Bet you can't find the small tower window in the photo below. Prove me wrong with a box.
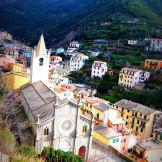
[82,125,88,133]
[44,127,49,135]
[39,58,44,66]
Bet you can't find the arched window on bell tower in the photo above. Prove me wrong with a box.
[39,58,44,66]
[82,125,88,133]
[44,127,49,135]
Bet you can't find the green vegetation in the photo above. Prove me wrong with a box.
[126,0,160,21]
[0,117,16,155]
[10,144,39,162]
[0,49,4,54]
[1,0,162,44]
[41,147,83,162]
[0,87,7,99]
[99,86,162,109]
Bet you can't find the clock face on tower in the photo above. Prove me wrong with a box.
[58,119,75,135]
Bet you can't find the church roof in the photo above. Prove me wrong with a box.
[21,81,56,120]
[35,34,47,57]
[21,81,78,121]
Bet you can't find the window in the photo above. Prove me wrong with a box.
[44,127,49,135]
[116,139,119,142]
[82,125,88,133]
[137,120,139,124]
[136,127,138,132]
[39,58,44,66]
[96,113,100,120]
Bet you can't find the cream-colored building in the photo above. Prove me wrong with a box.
[118,68,150,88]
[114,99,161,139]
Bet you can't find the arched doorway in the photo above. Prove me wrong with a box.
[78,146,86,158]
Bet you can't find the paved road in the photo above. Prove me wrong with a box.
[88,142,126,162]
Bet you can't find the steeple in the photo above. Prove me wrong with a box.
[35,34,47,57]
[30,34,50,85]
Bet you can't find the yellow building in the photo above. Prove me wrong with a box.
[113,99,161,138]
[144,59,162,71]
[80,97,110,126]
[92,126,132,154]
[92,102,110,125]
[2,72,29,91]
[7,33,13,40]
[2,63,29,91]
[8,63,25,73]
[93,128,109,145]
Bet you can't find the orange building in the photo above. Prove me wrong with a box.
[0,55,15,70]
[144,59,162,71]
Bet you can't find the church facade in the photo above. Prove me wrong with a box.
[20,35,92,159]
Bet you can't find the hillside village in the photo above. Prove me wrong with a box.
[0,31,162,162]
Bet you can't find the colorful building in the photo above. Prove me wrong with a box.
[114,99,162,139]
[131,129,162,162]
[8,63,25,73]
[108,108,125,131]
[50,55,62,63]
[93,126,133,154]
[4,47,19,58]
[0,55,15,70]
[153,113,162,130]
[150,38,162,52]
[144,59,162,71]
[91,61,108,78]
[67,41,80,53]
[2,71,29,91]
[0,31,12,40]
[2,63,29,91]
[92,102,110,125]
[118,68,150,88]
[80,97,107,119]
[70,53,89,71]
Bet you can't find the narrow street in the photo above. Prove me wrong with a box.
[88,142,126,162]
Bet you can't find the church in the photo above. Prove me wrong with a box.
[20,35,92,159]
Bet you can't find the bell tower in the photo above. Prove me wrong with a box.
[30,34,50,85]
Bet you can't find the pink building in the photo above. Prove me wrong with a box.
[108,69,114,76]
[91,61,108,78]
[4,47,19,58]
[61,84,76,92]
[49,55,62,70]
[94,126,132,154]
[0,55,15,70]
[50,55,62,63]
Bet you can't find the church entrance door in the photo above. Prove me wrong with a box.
[78,146,86,158]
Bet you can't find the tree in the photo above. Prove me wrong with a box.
[0,92,22,129]
[17,144,36,157]
[0,118,16,155]
[41,147,83,162]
